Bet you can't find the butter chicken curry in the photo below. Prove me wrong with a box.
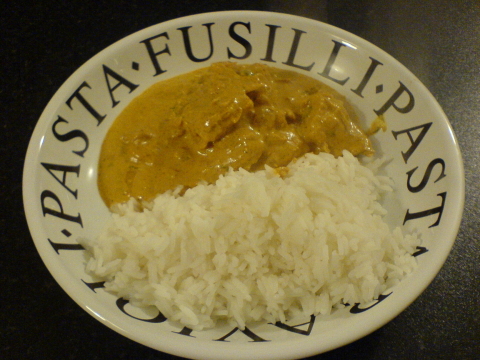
[98,62,374,207]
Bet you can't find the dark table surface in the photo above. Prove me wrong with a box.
[2,0,479,359]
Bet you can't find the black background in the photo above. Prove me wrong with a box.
[2,0,479,359]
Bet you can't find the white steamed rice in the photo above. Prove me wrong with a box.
[82,150,419,330]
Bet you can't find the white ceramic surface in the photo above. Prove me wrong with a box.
[23,11,464,360]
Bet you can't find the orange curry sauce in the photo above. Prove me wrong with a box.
[98,62,373,207]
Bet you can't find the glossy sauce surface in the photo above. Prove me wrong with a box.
[98,62,373,207]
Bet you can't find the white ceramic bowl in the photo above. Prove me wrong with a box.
[23,11,464,360]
